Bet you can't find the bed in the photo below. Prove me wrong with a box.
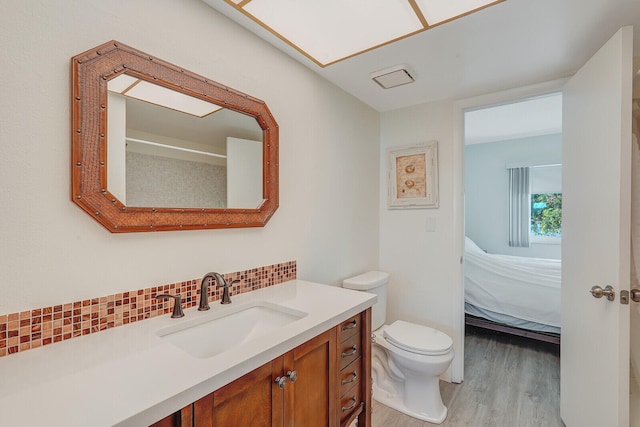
[464,236,561,344]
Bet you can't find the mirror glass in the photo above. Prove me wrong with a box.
[107,74,263,209]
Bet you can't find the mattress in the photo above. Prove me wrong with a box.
[465,303,561,335]
[464,237,561,331]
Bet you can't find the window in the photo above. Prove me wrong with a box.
[530,165,562,242]
[531,193,562,236]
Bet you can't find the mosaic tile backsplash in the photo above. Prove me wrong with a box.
[0,261,296,358]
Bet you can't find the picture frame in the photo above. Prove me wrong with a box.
[387,141,439,209]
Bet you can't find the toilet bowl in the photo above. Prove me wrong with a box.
[372,321,454,423]
[342,271,454,424]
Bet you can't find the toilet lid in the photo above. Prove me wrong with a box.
[383,320,453,356]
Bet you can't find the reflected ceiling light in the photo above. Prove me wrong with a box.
[223,0,504,67]
[108,74,138,93]
[371,65,415,89]
[108,75,223,118]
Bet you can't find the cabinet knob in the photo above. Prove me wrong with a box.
[286,370,298,383]
[275,376,287,389]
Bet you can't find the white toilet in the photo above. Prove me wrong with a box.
[342,271,454,424]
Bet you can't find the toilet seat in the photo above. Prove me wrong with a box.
[383,320,453,356]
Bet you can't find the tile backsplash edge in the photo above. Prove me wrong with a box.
[0,261,296,358]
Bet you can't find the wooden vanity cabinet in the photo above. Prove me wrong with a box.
[150,404,193,427]
[150,358,283,427]
[196,357,285,426]
[284,329,335,427]
[336,309,373,427]
[151,308,372,427]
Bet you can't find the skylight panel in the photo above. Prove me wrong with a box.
[225,0,505,67]
[244,0,423,65]
[415,0,502,25]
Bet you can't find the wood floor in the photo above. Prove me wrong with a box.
[371,326,563,427]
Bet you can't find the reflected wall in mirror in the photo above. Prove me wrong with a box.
[71,41,279,232]
[107,75,264,209]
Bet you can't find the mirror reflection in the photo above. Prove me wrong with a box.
[107,74,263,209]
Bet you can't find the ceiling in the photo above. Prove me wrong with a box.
[464,92,562,145]
[202,0,640,112]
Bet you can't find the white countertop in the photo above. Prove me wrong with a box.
[0,280,376,426]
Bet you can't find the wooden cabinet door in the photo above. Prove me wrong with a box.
[191,357,284,427]
[150,404,193,427]
[284,329,337,427]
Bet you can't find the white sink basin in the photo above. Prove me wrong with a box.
[156,302,307,358]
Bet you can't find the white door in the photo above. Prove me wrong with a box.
[561,26,633,427]
[630,61,640,426]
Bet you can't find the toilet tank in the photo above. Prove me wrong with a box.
[342,271,389,330]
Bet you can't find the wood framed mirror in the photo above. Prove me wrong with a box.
[71,41,278,232]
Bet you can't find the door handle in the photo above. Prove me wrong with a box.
[590,285,615,301]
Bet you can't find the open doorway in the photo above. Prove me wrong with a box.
[454,92,564,423]
[462,93,563,342]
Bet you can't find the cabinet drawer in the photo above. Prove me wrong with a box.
[339,380,362,426]
[338,332,361,370]
[339,358,361,396]
[338,313,361,343]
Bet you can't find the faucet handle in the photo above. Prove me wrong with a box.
[217,276,240,305]
[157,294,184,318]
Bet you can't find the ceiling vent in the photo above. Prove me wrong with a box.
[371,65,415,89]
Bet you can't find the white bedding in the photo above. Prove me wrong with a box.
[464,237,561,329]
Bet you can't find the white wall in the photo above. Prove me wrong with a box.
[125,152,227,208]
[0,0,380,314]
[379,100,463,381]
[465,134,563,259]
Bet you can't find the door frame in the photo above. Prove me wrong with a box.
[451,78,568,382]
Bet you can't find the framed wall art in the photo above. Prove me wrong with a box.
[387,141,439,209]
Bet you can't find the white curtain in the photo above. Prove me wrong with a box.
[508,166,530,247]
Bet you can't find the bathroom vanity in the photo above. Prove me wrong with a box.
[152,311,369,427]
[0,281,375,427]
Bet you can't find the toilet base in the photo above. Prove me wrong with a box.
[373,383,448,424]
